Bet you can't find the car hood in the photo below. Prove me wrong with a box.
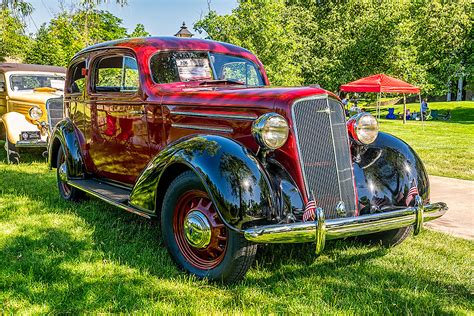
[152,84,339,110]
[8,90,63,105]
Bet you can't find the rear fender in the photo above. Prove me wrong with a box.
[129,135,275,230]
[48,118,85,178]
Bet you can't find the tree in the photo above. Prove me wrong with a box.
[196,0,472,95]
[25,9,132,66]
[129,23,150,37]
[0,9,31,61]
[1,0,33,16]
[195,0,312,86]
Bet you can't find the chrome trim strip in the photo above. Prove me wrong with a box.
[67,180,152,219]
[243,197,448,247]
[171,123,233,133]
[170,110,257,121]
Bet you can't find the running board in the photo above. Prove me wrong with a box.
[67,179,153,219]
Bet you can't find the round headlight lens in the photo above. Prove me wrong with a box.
[29,106,43,120]
[252,113,289,150]
[355,113,379,144]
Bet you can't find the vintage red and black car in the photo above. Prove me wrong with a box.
[49,37,447,283]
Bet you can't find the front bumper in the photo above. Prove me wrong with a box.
[15,140,48,148]
[243,195,448,253]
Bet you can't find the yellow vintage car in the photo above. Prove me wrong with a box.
[0,63,66,163]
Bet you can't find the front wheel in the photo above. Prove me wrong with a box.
[5,134,19,164]
[56,146,84,201]
[358,226,413,247]
[161,170,257,283]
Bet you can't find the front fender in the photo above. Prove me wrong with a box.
[2,112,45,144]
[129,135,275,230]
[354,132,429,215]
[48,118,84,178]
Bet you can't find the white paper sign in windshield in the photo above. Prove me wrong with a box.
[50,79,65,90]
[176,58,212,81]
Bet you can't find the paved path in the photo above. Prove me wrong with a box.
[426,175,474,240]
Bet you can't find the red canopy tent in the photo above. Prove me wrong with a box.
[340,74,421,124]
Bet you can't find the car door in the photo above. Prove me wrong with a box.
[87,52,150,184]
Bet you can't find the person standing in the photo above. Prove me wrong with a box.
[421,98,429,114]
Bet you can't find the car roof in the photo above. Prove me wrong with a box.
[74,37,254,59]
[0,63,66,74]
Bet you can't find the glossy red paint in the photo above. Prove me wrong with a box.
[66,37,341,200]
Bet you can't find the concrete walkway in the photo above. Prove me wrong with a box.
[426,175,474,240]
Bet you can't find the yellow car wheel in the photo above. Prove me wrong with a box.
[5,135,19,164]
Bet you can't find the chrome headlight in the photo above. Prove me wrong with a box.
[252,113,289,150]
[28,106,43,121]
[348,113,379,145]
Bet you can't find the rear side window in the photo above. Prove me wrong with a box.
[93,55,139,93]
[69,61,86,94]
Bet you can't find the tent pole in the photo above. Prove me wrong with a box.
[377,92,381,119]
[419,92,423,127]
[403,93,406,124]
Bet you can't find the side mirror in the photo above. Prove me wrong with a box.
[0,82,5,92]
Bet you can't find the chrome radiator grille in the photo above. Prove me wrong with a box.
[46,97,64,131]
[292,97,356,219]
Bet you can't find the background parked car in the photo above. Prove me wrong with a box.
[0,63,66,163]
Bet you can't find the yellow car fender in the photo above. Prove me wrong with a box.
[1,112,44,144]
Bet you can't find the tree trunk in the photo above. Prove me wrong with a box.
[447,80,451,101]
[457,76,463,101]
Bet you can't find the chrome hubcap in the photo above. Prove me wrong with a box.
[59,162,68,182]
[184,210,211,249]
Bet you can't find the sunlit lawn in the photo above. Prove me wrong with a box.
[0,100,473,313]
[375,101,474,180]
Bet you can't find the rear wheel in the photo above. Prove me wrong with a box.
[161,171,257,283]
[358,226,413,247]
[57,146,84,201]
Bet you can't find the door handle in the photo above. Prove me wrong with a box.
[127,110,146,115]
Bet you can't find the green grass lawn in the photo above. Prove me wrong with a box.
[375,101,474,180]
[1,100,473,313]
[0,161,473,314]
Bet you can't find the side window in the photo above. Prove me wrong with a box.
[0,74,5,93]
[94,55,139,93]
[69,61,86,94]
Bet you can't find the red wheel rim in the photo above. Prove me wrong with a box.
[58,152,71,197]
[173,190,228,269]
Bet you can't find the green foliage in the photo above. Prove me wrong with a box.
[25,9,149,67]
[129,23,150,38]
[0,0,33,16]
[0,9,31,62]
[197,0,472,94]
[195,0,312,86]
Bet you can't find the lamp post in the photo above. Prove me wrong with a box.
[174,22,194,38]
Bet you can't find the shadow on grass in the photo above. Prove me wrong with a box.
[1,165,472,313]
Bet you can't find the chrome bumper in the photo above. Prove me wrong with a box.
[16,140,48,148]
[243,195,448,254]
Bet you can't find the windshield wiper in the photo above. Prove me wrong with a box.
[198,79,246,86]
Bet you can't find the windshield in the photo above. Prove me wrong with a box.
[9,74,65,92]
[150,51,264,86]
